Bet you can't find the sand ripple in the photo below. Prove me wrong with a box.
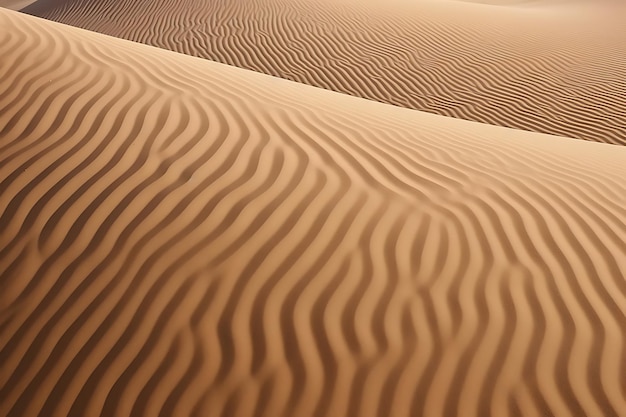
[20,0,626,145]
[1,9,626,417]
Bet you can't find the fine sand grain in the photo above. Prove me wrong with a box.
[0,0,37,9]
[20,0,626,145]
[1,8,625,417]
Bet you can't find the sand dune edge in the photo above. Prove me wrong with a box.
[19,0,626,145]
[1,9,626,417]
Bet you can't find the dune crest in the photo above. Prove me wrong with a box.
[1,8,625,417]
[19,0,626,145]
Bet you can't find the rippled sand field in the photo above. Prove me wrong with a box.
[1,2,625,417]
[19,0,626,145]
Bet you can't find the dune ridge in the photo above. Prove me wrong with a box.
[1,8,626,417]
[19,0,626,145]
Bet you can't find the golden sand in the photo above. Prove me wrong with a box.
[0,5,625,417]
[19,0,626,145]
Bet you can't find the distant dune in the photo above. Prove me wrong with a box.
[16,0,626,145]
[0,0,35,9]
[1,8,625,417]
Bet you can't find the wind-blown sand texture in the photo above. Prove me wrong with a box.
[19,0,626,145]
[1,8,625,417]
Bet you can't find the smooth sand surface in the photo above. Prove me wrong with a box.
[1,8,625,417]
[20,0,626,145]
[0,0,37,9]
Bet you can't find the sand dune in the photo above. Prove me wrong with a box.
[1,8,626,417]
[19,0,626,145]
[0,0,36,9]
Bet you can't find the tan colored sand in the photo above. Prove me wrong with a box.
[22,0,626,145]
[0,8,625,417]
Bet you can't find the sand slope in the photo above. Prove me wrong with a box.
[20,0,626,145]
[0,0,37,9]
[1,8,626,417]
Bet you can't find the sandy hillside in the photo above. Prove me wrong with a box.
[0,0,35,9]
[16,0,626,145]
[1,8,625,417]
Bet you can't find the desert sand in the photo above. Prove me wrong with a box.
[0,0,34,9]
[0,3,625,417]
[16,0,626,145]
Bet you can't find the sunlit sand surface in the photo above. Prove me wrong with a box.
[16,0,626,145]
[1,4,625,417]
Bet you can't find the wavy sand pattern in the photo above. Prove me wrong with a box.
[19,0,626,145]
[1,8,626,417]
